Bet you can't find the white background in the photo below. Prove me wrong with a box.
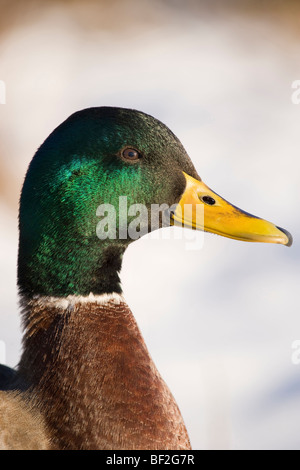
[0,0,299,449]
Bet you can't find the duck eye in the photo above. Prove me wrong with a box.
[122,148,141,161]
[201,195,216,206]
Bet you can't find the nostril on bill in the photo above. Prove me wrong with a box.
[201,195,216,206]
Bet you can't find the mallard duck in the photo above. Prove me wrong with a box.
[0,107,292,450]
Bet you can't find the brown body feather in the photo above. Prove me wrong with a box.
[0,391,49,450]
[4,296,191,450]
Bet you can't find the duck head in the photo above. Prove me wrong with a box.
[18,107,292,298]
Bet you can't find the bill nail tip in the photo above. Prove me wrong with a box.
[276,226,293,247]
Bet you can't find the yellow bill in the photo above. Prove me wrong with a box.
[171,172,292,246]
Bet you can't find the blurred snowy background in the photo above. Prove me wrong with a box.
[0,0,299,450]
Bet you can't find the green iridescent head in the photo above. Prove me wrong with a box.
[19,106,292,298]
[18,107,199,297]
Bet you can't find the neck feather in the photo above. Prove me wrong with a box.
[18,293,191,450]
[18,239,125,297]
